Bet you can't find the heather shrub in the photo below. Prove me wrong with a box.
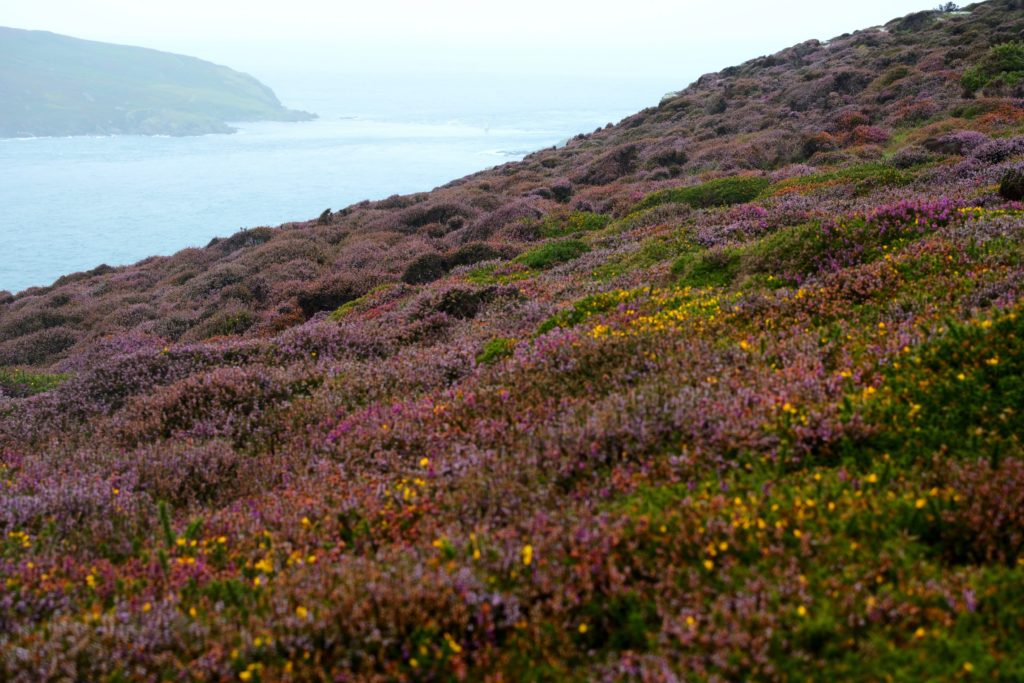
[888,145,933,169]
[187,262,247,298]
[923,130,990,155]
[397,201,476,231]
[415,285,499,320]
[575,144,640,184]
[210,226,275,255]
[296,273,374,318]
[465,199,543,241]
[247,237,327,270]
[517,239,590,269]
[972,135,1024,164]
[636,175,770,211]
[550,178,574,202]
[131,440,255,507]
[446,242,505,268]
[999,165,1024,201]
[402,252,449,285]
[181,307,254,341]
[932,457,1024,565]
[0,327,77,365]
[116,365,316,447]
[849,125,891,146]
[0,307,73,340]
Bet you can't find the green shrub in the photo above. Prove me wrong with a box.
[853,307,1024,467]
[0,368,70,397]
[477,337,516,364]
[537,289,641,335]
[517,239,590,269]
[636,175,770,212]
[770,163,912,195]
[538,211,611,238]
[962,42,1024,96]
[592,234,691,281]
[671,248,742,288]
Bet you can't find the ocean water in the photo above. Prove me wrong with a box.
[0,73,678,293]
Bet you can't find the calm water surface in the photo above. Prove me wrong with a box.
[0,74,675,293]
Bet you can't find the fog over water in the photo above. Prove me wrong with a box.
[0,73,668,293]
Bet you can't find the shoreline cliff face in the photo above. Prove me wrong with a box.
[0,27,315,138]
[2,2,1024,679]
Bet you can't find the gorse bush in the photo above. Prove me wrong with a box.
[1001,165,1024,202]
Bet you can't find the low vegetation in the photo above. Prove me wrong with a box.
[2,1,1024,679]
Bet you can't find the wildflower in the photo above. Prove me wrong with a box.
[796,605,807,617]
[420,457,430,467]
[963,662,974,673]
[445,633,463,654]
[522,544,533,566]
[914,627,926,639]
[986,356,999,366]
[578,623,588,634]
[296,606,308,619]
[865,473,878,484]
[703,559,714,571]
[915,498,926,509]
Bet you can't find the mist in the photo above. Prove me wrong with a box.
[5,0,937,95]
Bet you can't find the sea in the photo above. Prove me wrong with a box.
[0,72,682,294]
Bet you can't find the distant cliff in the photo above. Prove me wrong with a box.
[0,27,316,137]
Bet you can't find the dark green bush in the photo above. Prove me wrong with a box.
[636,175,770,212]
[1000,166,1024,202]
[402,253,450,284]
[962,42,1024,96]
[671,248,742,288]
[517,240,590,269]
[447,243,504,268]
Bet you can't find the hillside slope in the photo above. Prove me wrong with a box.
[0,27,315,137]
[2,1,1024,680]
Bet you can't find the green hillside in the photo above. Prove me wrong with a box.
[0,27,315,137]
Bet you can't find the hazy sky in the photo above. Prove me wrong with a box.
[3,1,937,82]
